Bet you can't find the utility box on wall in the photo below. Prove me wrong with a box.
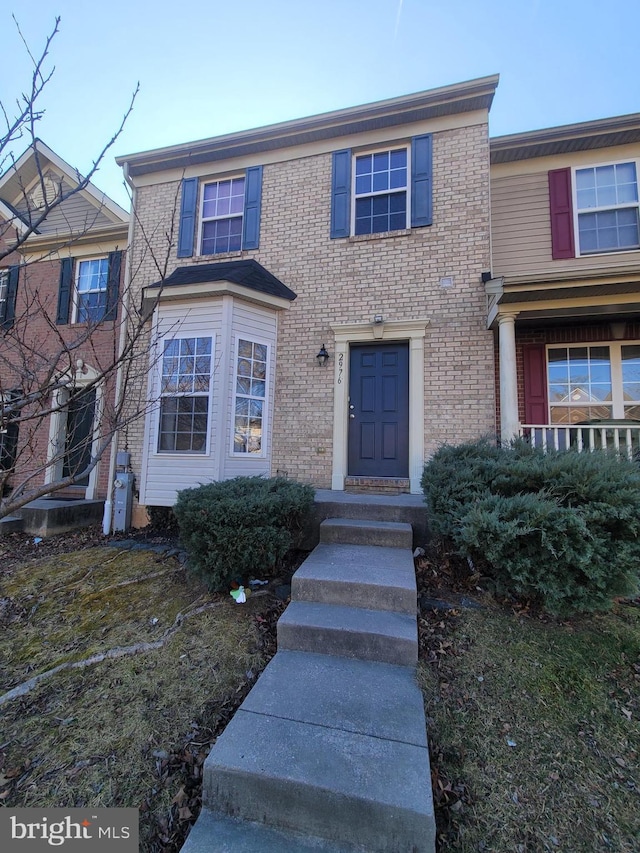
[113,472,135,532]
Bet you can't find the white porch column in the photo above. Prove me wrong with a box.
[497,312,519,443]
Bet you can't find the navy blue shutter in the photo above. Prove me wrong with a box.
[242,165,263,250]
[105,250,122,321]
[1,265,19,329]
[56,258,73,324]
[177,178,198,258]
[411,134,433,227]
[331,149,351,238]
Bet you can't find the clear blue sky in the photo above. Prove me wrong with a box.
[3,0,639,210]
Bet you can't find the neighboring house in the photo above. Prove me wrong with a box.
[0,140,129,505]
[488,114,640,455]
[116,75,499,521]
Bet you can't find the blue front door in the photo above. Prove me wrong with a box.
[348,342,409,477]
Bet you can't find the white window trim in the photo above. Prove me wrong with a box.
[71,256,109,324]
[546,340,640,422]
[198,175,246,257]
[572,159,640,258]
[154,333,216,456]
[350,143,411,237]
[230,335,270,459]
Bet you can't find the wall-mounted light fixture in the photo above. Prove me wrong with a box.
[316,344,330,366]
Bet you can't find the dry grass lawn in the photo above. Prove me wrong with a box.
[0,541,277,851]
[419,602,640,853]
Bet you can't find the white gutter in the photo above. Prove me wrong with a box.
[102,166,136,535]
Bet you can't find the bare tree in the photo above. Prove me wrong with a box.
[0,15,176,525]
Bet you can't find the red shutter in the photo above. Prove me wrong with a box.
[548,168,575,259]
[523,344,548,425]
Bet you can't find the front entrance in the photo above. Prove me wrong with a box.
[62,388,96,488]
[348,342,409,478]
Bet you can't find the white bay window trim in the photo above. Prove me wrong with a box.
[155,334,215,455]
[231,336,270,458]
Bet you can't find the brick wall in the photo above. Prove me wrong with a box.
[0,255,125,500]
[125,121,496,503]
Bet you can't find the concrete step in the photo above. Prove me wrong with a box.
[302,490,427,550]
[181,809,355,852]
[277,600,417,665]
[239,650,428,747]
[320,517,413,549]
[14,498,104,537]
[202,709,434,853]
[291,543,417,614]
[0,516,24,536]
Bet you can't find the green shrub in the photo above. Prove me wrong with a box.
[174,476,314,591]
[422,440,640,615]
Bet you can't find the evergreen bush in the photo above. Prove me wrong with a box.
[174,476,314,591]
[422,440,640,615]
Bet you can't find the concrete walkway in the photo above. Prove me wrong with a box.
[182,515,435,852]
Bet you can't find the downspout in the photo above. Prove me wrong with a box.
[102,164,136,535]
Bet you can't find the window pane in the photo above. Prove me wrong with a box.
[624,404,640,421]
[254,343,267,361]
[390,149,407,169]
[372,171,389,192]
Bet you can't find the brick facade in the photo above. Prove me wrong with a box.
[121,84,498,515]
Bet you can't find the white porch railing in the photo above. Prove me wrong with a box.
[518,423,640,460]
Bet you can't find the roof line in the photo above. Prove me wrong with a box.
[117,75,499,175]
[0,139,129,222]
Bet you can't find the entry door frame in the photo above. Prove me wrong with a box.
[330,318,430,494]
[46,362,103,498]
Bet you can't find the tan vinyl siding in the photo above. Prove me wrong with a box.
[491,145,640,279]
[15,179,115,236]
[491,171,552,275]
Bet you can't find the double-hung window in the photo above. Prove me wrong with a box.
[330,134,432,239]
[75,258,109,323]
[575,162,640,254]
[354,148,408,235]
[0,271,8,321]
[547,344,640,424]
[233,339,267,455]
[0,266,19,328]
[201,177,246,255]
[158,337,212,453]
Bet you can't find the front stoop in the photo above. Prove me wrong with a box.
[13,498,104,537]
[182,516,435,852]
